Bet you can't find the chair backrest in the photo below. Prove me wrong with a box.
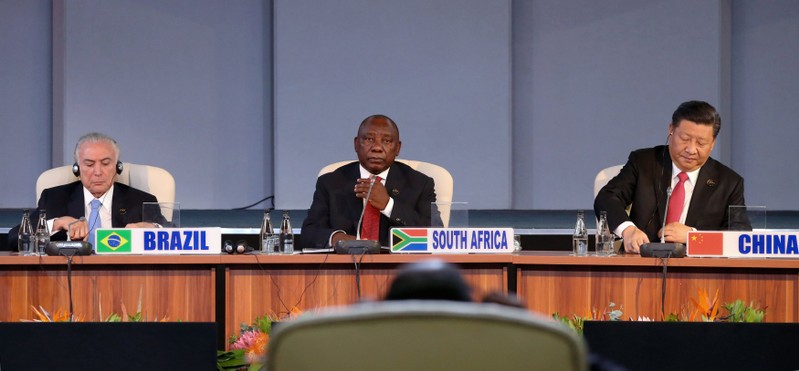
[35,163,176,205]
[318,159,455,226]
[267,300,588,371]
[593,165,623,198]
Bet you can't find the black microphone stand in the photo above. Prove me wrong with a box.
[61,218,85,321]
[59,248,79,321]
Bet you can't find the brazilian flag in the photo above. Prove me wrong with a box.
[96,229,132,253]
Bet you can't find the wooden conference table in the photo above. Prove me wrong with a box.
[2,251,798,348]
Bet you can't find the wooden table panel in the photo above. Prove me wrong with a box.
[222,255,508,342]
[1,266,215,322]
[5,251,799,350]
[515,252,799,322]
[0,255,217,323]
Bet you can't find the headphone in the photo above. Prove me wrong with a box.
[72,161,124,177]
[224,240,252,254]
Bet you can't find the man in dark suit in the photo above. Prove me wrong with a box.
[301,114,437,249]
[8,132,160,250]
[594,101,750,253]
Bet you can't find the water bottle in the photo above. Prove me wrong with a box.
[279,211,294,254]
[572,210,588,256]
[34,209,50,256]
[18,209,35,256]
[260,209,276,254]
[595,211,613,256]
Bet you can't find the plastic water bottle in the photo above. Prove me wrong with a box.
[279,211,294,254]
[595,211,613,256]
[572,210,588,256]
[18,209,35,256]
[34,209,50,256]
[260,209,276,254]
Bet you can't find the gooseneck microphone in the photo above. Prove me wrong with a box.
[661,187,672,243]
[66,216,86,241]
[335,174,381,254]
[640,184,686,258]
[355,175,377,240]
[643,140,673,233]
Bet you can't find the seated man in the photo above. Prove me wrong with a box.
[8,132,160,250]
[301,114,437,249]
[594,100,751,254]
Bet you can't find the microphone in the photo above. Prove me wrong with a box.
[335,174,381,254]
[355,175,376,240]
[66,216,86,241]
[640,185,686,258]
[47,217,92,256]
[643,141,672,232]
[661,187,672,243]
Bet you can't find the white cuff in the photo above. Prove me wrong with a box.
[614,221,636,239]
[47,218,56,235]
[381,197,394,217]
[328,230,346,247]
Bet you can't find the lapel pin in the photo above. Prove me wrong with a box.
[119,208,127,215]
[392,189,399,196]
[706,179,716,187]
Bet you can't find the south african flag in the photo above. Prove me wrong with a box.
[391,228,430,252]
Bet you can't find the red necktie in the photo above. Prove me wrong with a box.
[360,176,381,240]
[666,172,688,224]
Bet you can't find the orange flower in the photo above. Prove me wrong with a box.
[688,288,720,321]
[245,332,269,363]
[27,306,81,322]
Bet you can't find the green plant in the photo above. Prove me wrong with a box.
[722,299,766,322]
[217,349,258,371]
[553,302,622,335]
[553,289,767,335]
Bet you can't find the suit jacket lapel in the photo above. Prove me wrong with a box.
[67,183,85,219]
[111,184,125,227]
[656,147,672,224]
[384,163,406,203]
[344,164,363,230]
[686,158,718,226]
[381,164,407,237]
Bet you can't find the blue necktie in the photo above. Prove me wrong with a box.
[88,199,102,248]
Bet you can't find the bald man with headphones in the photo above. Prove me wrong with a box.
[7,132,160,250]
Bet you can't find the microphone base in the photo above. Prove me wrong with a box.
[46,241,93,256]
[335,239,381,255]
[640,242,686,258]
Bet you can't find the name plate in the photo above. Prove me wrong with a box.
[94,228,222,254]
[687,230,799,258]
[390,228,514,254]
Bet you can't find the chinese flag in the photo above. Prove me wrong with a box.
[688,232,724,255]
